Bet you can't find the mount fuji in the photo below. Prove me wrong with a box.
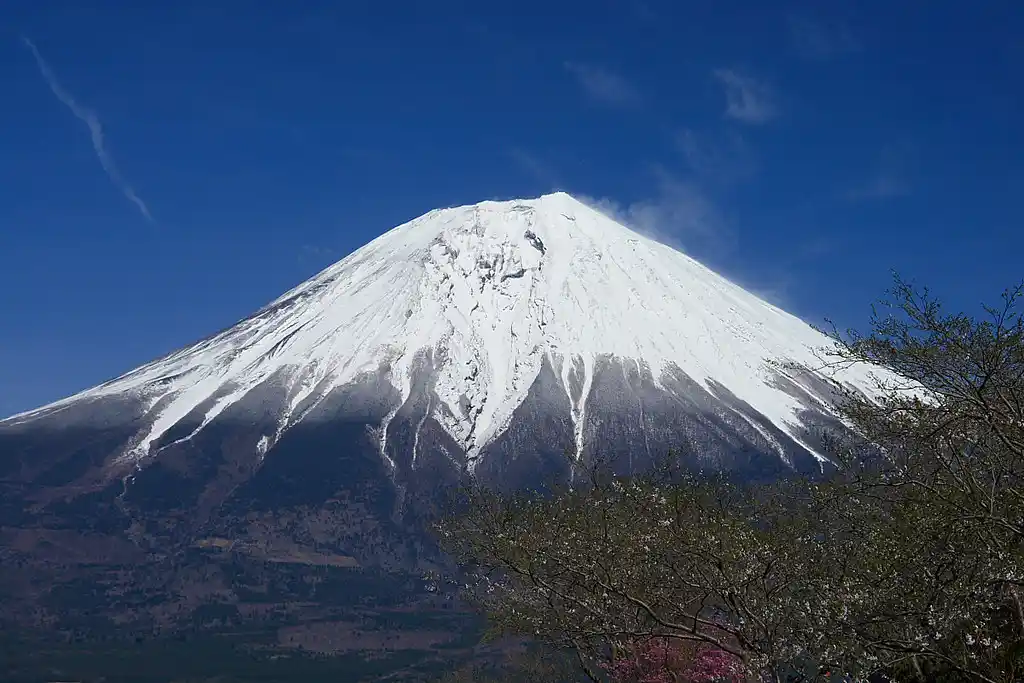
[3,192,878,483]
[0,193,882,639]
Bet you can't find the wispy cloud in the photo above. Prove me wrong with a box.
[22,37,154,223]
[564,61,643,108]
[579,167,732,257]
[576,158,844,314]
[578,174,814,312]
[788,16,860,61]
[748,278,797,310]
[712,68,778,124]
[674,128,756,186]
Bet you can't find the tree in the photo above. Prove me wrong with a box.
[602,636,745,682]
[810,277,1024,682]
[435,277,1024,683]
[435,465,834,681]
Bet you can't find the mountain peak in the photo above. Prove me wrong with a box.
[4,195,883,477]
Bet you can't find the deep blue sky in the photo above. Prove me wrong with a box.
[1,0,1022,417]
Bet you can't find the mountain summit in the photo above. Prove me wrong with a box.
[4,192,877,488]
[0,192,883,638]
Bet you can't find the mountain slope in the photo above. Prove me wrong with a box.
[0,192,889,649]
[3,192,880,483]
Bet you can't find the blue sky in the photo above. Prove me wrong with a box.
[1,0,1022,417]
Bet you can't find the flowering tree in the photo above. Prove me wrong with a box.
[603,637,744,683]
[811,277,1024,681]
[435,277,1024,683]
[435,464,830,682]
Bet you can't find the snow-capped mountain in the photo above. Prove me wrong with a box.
[3,192,879,488]
[0,189,894,632]
[0,192,893,645]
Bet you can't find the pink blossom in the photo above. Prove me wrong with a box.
[602,637,744,683]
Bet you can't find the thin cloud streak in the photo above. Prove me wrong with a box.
[712,68,778,124]
[22,37,154,223]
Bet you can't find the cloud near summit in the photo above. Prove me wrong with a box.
[578,169,731,259]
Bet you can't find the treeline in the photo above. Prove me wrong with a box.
[433,278,1024,683]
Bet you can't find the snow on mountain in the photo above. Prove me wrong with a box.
[2,192,883,471]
